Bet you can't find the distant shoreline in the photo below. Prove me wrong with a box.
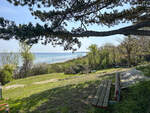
[0,52,87,66]
[0,51,88,54]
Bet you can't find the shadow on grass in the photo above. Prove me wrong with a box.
[8,75,150,113]
[8,80,104,113]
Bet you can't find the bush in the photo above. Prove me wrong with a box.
[64,64,91,74]
[31,63,49,76]
[48,64,64,73]
[30,63,65,75]
[0,64,15,85]
[64,66,76,74]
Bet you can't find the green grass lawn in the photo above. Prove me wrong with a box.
[2,67,150,113]
[136,63,150,77]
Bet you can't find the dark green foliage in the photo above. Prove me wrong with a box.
[0,64,15,85]
[0,1,150,50]
[86,36,150,71]
[136,64,150,77]
[87,44,119,70]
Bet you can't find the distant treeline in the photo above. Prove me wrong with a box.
[26,35,150,75]
[0,35,150,84]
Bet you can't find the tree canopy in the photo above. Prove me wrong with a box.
[0,0,150,50]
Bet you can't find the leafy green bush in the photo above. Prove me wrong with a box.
[0,64,15,85]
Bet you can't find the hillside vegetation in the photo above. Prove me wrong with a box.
[1,65,150,113]
[2,68,127,113]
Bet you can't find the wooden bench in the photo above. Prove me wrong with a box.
[92,80,112,108]
[114,73,121,102]
[92,73,121,108]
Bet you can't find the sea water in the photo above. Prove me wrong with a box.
[0,52,87,66]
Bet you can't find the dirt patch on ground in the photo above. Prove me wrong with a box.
[120,68,150,88]
[5,84,25,90]
[33,79,59,85]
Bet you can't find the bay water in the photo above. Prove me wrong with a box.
[0,52,87,66]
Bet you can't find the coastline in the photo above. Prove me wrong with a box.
[0,52,87,66]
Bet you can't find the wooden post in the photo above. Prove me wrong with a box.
[114,73,120,102]
[0,82,2,100]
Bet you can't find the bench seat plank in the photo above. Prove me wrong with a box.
[103,80,112,107]
[92,81,105,106]
[92,80,112,108]
[97,80,108,107]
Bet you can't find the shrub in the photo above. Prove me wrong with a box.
[48,64,64,73]
[64,64,91,74]
[0,64,15,85]
[64,66,76,74]
[31,63,49,75]
[80,65,91,74]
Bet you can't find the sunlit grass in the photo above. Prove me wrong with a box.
[2,67,131,113]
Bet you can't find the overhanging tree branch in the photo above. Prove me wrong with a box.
[1,0,150,50]
[1,20,150,40]
[49,21,150,37]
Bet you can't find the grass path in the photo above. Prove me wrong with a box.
[3,68,128,92]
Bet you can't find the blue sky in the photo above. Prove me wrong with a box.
[0,1,130,52]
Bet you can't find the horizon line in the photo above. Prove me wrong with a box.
[0,51,88,53]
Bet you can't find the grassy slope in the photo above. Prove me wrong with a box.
[96,64,150,113]
[2,66,150,113]
[2,68,127,113]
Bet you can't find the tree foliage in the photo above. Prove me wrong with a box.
[88,44,100,69]
[0,0,150,50]
[18,42,34,78]
[0,64,15,85]
[119,36,137,67]
[87,36,150,69]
